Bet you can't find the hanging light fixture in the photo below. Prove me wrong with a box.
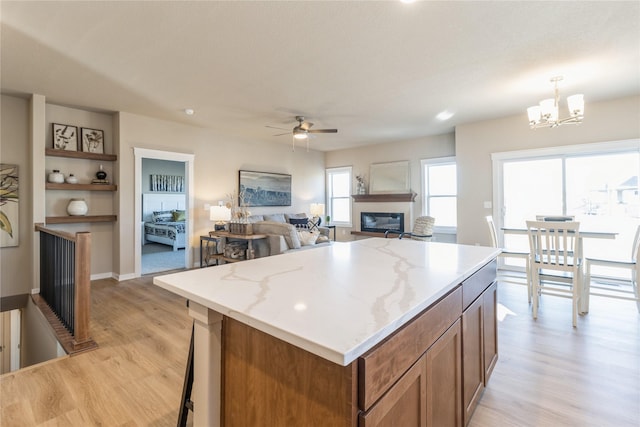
[527,76,584,129]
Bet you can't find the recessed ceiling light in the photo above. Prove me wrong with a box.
[436,110,454,121]
[400,0,416,4]
[184,108,195,115]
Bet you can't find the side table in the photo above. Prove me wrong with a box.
[200,235,221,268]
[208,231,268,263]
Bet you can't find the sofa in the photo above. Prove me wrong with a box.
[246,212,331,257]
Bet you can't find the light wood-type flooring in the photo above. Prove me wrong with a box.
[1,274,638,426]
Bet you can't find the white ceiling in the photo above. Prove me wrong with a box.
[2,1,639,152]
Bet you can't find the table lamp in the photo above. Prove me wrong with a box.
[210,204,231,231]
[310,203,325,227]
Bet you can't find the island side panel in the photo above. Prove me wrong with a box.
[222,317,359,427]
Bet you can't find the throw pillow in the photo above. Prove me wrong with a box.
[288,217,310,228]
[298,230,319,246]
[172,210,186,222]
[152,210,173,222]
[263,213,287,223]
[316,235,330,244]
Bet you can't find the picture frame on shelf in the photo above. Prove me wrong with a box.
[239,170,291,207]
[52,123,78,151]
[81,127,104,154]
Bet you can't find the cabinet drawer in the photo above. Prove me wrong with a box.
[358,286,462,411]
[462,260,497,310]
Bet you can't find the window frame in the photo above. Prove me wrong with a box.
[421,156,457,234]
[326,166,353,227]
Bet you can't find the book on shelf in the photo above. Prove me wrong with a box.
[91,179,111,184]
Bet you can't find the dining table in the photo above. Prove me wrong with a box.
[501,225,618,314]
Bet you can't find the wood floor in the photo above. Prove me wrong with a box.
[1,275,638,426]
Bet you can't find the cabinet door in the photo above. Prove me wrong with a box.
[426,319,462,427]
[483,281,498,382]
[359,355,427,427]
[462,296,484,425]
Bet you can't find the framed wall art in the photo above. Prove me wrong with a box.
[52,123,78,151]
[81,127,104,154]
[0,164,19,247]
[239,170,291,207]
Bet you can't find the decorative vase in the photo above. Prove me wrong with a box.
[96,164,107,180]
[357,182,366,195]
[48,170,64,183]
[65,174,78,184]
[67,198,88,216]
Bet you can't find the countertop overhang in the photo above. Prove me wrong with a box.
[154,239,500,366]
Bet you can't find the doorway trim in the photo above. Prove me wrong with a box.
[134,148,195,277]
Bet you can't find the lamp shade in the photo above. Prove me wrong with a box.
[310,203,325,217]
[210,205,231,222]
[566,94,584,117]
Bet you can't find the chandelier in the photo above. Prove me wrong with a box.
[527,76,584,129]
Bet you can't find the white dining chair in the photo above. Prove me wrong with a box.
[485,216,531,302]
[526,220,583,327]
[584,225,640,313]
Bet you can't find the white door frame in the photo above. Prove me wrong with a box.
[133,148,195,277]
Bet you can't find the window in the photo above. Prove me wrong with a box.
[493,140,640,277]
[422,157,457,233]
[326,166,352,226]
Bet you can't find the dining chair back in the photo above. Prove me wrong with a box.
[526,220,583,327]
[535,215,575,222]
[584,224,640,313]
[485,216,531,302]
[385,216,435,241]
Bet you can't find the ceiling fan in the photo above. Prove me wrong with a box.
[267,116,338,151]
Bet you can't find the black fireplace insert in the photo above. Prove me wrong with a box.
[361,212,404,234]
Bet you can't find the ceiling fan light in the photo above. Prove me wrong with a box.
[567,94,584,117]
[293,131,308,140]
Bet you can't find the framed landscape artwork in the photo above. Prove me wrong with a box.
[52,123,78,151]
[239,170,291,207]
[81,127,104,154]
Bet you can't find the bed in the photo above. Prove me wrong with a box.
[143,193,186,251]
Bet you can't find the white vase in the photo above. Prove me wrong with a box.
[65,174,78,184]
[67,198,88,216]
[48,170,64,183]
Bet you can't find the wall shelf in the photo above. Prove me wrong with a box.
[45,148,117,162]
[45,215,117,224]
[46,183,117,191]
[352,193,416,203]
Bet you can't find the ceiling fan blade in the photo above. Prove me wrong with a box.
[272,132,290,137]
[308,129,338,134]
[300,121,313,131]
[265,125,289,131]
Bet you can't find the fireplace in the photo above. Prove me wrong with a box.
[361,212,404,234]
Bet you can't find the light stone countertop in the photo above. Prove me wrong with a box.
[153,238,500,366]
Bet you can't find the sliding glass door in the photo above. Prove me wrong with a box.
[495,141,640,278]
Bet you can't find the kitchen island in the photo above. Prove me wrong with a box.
[154,238,500,426]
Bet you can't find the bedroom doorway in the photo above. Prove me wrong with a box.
[141,158,187,274]
[134,148,194,277]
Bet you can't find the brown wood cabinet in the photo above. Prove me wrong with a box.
[426,319,462,427]
[221,260,497,427]
[461,263,498,425]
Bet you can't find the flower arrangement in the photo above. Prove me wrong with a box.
[225,189,251,222]
[355,174,366,194]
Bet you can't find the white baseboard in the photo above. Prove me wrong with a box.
[90,272,114,281]
[114,272,137,281]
